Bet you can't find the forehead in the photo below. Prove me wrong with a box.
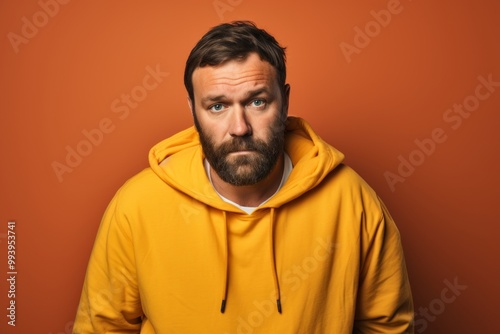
[192,53,278,98]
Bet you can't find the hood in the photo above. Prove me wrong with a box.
[149,116,344,211]
[149,116,345,314]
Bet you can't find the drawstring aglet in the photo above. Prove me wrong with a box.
[277,299,282,314]
[220,299,227,313]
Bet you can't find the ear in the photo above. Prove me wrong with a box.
[187,96,195,115]
[282,83,291,118]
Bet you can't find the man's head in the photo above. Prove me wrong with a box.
[185,21,290,186]
[184,21,287,106]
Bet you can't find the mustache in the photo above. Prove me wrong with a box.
[218,137,264,155]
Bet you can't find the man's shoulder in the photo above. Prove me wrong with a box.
[325,163,370,188]
[321,164,384,210]
[113,167,168,204]
[123,166,158,186]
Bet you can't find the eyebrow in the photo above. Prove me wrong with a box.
[201,88,271,104]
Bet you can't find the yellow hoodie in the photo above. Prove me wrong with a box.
[74,117,414,333]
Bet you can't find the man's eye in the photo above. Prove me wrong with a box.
[250,99,266,108]
[209,104,224,112]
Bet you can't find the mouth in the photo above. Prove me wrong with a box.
[228,150,255,155]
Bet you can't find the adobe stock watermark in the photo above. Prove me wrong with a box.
[414,277,467,333]
[7,0,72,54]
[213,0,244,21]
[384,73,499,192]
[339,0,414,64]
[51,64,169,183]
[224,238,339,334]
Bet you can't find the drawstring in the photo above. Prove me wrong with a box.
[219,209,282,314]
[269,208,282,313]
[220,211,229,313]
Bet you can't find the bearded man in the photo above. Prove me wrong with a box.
[74,21,414,334]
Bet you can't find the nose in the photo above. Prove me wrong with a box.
[228,107,252,137]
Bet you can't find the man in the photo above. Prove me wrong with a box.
[74,21,414,333]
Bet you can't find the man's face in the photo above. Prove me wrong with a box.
[190,53,289,186]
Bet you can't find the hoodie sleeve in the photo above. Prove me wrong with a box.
[73,192,143,333]
[353,198,414,334]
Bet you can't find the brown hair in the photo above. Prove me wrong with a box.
[184,21,287,103]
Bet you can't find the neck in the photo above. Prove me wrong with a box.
[210,154,284,207]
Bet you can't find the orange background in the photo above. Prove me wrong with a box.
[1,0,499,333]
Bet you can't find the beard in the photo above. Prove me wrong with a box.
[194,113,286,186]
